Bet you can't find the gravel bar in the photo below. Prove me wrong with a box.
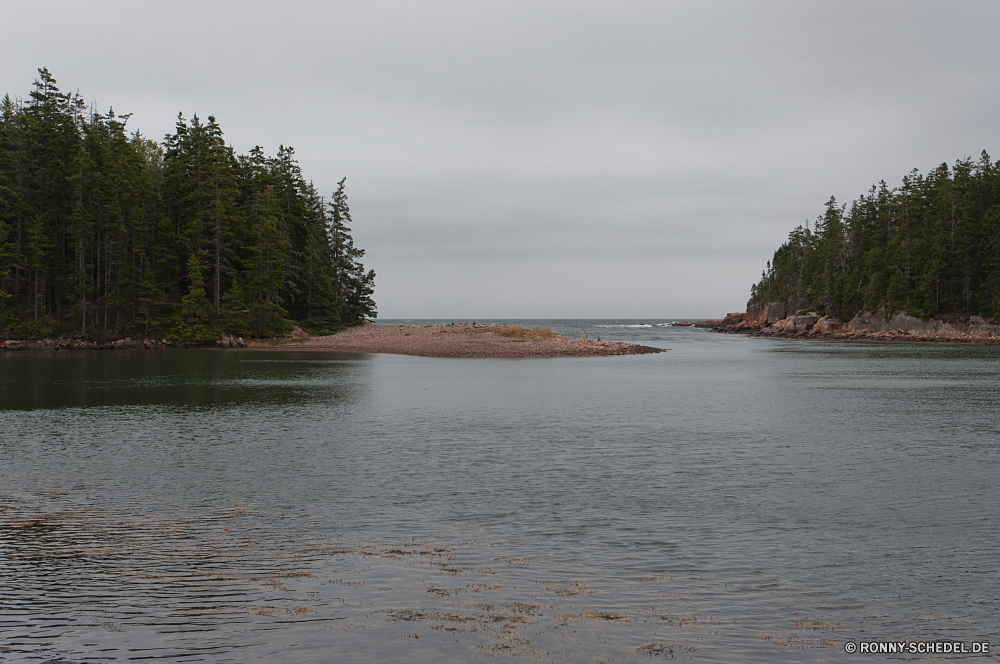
[250,323,666,358]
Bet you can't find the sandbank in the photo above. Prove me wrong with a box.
[251,323,665,358]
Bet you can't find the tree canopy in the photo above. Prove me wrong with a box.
[0,68,376,339]
[750,153,1000,321]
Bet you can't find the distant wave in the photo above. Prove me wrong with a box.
[595,323,672,328]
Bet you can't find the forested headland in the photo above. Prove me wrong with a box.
[0,68,375,341]
[750,152,1000,322]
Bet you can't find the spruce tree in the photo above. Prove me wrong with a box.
[328,178,376,325]
[0,69,377,340]
[751,152,1000,321]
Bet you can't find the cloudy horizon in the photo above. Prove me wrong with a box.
[4,0,998,318]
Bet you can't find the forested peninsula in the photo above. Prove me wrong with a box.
[0,68,375,344]
[710,152,1000,342]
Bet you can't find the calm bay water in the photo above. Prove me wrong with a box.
[1,321,998,662]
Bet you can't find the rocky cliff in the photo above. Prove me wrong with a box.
[745,298,807,327]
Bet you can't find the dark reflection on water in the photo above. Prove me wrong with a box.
[2,331,1000,663]
[0,351,367,410]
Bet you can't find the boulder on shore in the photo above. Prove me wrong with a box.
[217,334,248,348]
[769,314,820,334]
[720,312,746,326]
[812,316,843,334]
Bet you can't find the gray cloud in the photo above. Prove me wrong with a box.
[4,0,998,317]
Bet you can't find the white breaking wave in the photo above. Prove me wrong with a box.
[595,323,671,328]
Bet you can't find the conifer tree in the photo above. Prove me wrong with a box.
[328,178,376,325]
[751,152,1000,321]
[246,186,289,335]
[172,252,215,340]
[0,69,377,340]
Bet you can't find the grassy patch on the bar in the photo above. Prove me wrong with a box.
[497,326,558,338]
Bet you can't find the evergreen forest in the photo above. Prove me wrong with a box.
[0,68,376,340]
[751,152,1000,321]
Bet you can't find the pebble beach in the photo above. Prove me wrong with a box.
[253,322,665,358]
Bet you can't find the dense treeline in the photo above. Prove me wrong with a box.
[751,152,1000,321]
[0,68,375,339]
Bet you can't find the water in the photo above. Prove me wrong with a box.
[2,321,999,662]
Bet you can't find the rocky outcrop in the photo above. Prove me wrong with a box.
[720,312,746,326]
[813,316,843,334]
[673,313,746,328]
[970,316,1000,335]
[843,309,999,339]
[745,297,807,327]
[769,314,820,334]
[847,309,951,334]
[714,303,1000,344]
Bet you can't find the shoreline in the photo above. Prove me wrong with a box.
[0,323,666,358]
[677,310,1000,345]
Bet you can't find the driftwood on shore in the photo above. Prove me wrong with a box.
[250,323,665,358]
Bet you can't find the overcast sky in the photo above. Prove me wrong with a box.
[4,1,998,318]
